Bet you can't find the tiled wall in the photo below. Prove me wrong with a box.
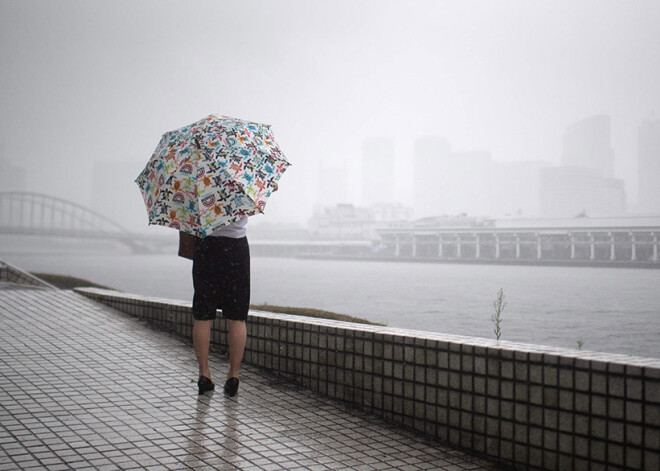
[74,287,660,471]
[0,260,54,288]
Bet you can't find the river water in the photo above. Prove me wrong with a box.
[2,237,659,359]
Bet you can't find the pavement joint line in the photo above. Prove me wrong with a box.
[1,288,507,470]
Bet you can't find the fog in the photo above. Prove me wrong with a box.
[1,0,659,231]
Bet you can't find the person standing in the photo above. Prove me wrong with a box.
[136,115,289,397]
[192,183,277,397]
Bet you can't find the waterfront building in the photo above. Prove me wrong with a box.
[638,117,660,214]
[308,202,412,241]
[308,203,375,240]
[561,114,615,178]
[370,202,412,223]
[377,215,660,263]
[361,137,394,206]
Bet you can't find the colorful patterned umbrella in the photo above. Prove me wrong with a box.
[135,114,290,238]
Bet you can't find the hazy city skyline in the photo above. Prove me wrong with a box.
[1,1,659,229]
[1,113,657,230]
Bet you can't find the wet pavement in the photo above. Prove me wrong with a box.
[0,286,506,470]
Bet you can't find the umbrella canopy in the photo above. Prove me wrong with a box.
[135,114,290,238]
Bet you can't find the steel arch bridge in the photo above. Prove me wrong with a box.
[0,192,131,236]
[0,192,164,253]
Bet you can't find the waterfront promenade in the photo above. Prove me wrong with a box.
[0,278,504,469]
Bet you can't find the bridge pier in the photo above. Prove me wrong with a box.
[515,234,521,259]
[589,233,595,260]
[475,234,481,259]
[630,232,636,261]
[609,232,616,261]
[456,235,461,258]
[394,236,400,257]
[536,233,542,260]
[411,236,417,258]
[438,235,443,258]
[654,233,658,262]
[495,235,500,259]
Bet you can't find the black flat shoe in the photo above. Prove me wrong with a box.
[198,376,215,395]
[224,377,240,397]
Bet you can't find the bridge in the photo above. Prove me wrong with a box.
[0,192,169,253]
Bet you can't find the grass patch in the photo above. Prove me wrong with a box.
[30,273,117,291]
[250,304,385,326]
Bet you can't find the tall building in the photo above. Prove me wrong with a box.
[361,138,394,206]
[413,136,452,219]
[449,150,494,216]
[540,115,626,217]
[561,115,615,178]
[490,160,552,217]
[414,137,496,218]
[638,117,660,214]
[539,166,626,217]
[316,163,349,207]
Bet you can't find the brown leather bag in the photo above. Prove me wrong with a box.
[178,231,198,260]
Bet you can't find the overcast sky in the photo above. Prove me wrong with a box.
[1,0,659,227]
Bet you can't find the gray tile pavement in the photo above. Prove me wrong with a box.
[0,287,506,470]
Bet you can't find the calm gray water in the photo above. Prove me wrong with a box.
[3,241,659,359]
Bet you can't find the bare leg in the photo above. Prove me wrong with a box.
[193,320,212,379]
[227,320,246,379]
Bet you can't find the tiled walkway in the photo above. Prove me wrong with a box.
[0,287,506,470]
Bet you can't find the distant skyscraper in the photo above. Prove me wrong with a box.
[491,160,552,217]
[414,137,496,219]
[541,115,626,217]
[449,150,494,216]
[638,117,660,214]
[361,138,394,206]
[414,136,452,219]
[316,163,349,207]
[561,115,615,178]
[539,166,626,217]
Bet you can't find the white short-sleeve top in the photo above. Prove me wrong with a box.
[209,217,248,239]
